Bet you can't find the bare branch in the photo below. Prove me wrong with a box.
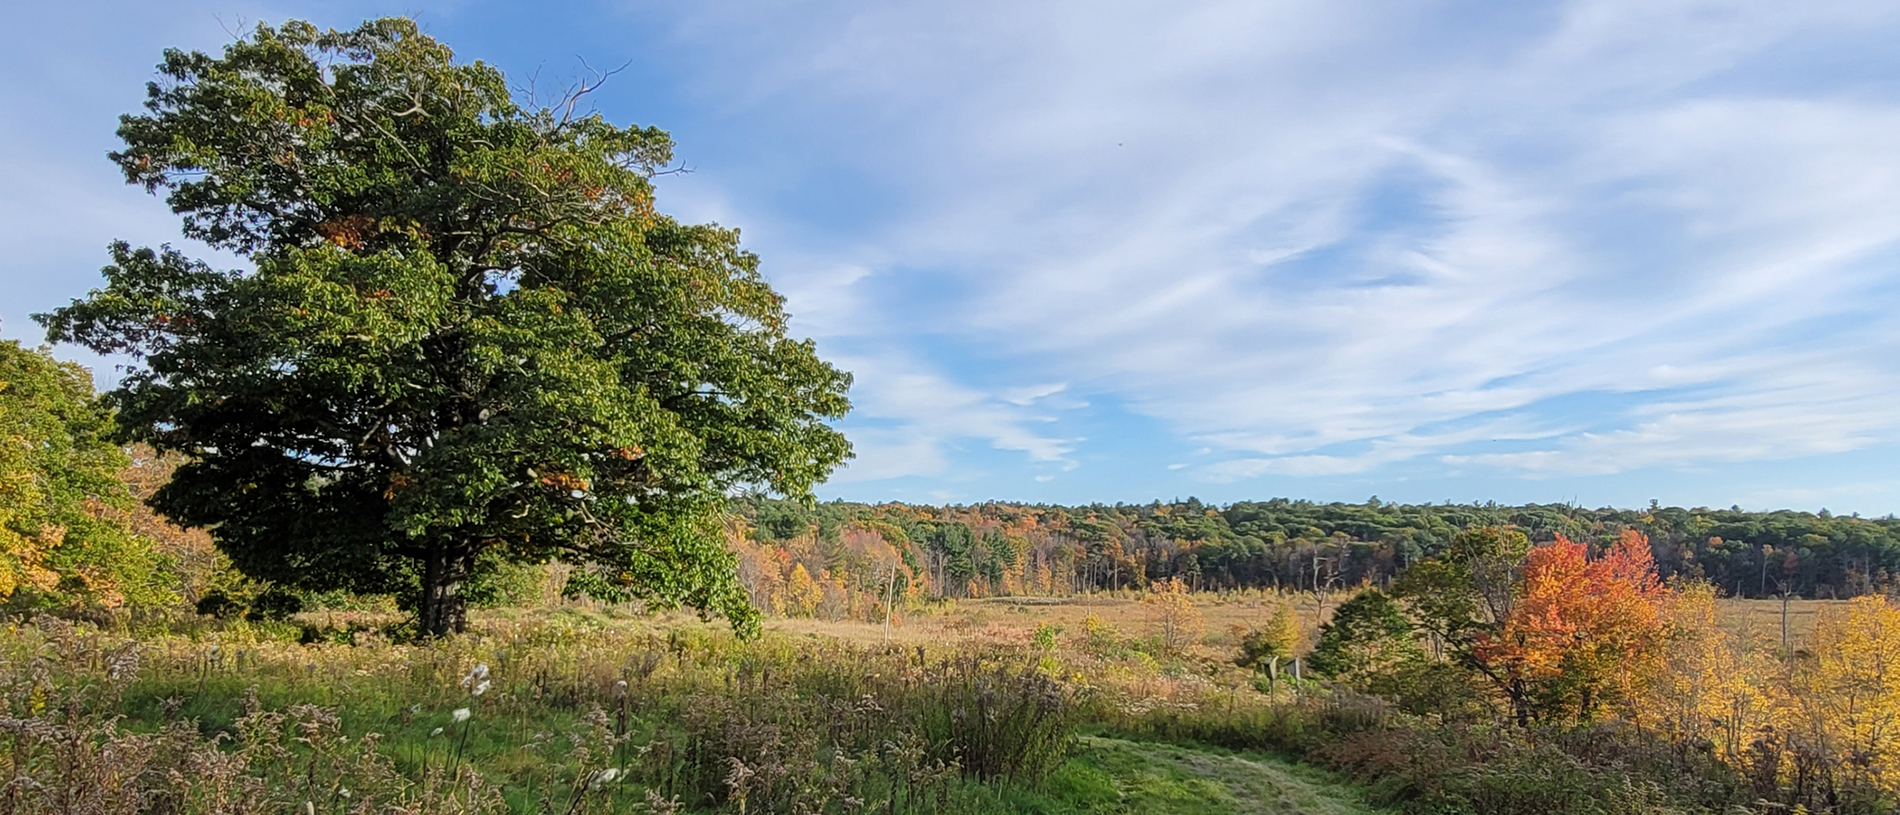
[556,57,633,126]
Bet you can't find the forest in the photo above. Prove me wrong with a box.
[726,495,1900,620]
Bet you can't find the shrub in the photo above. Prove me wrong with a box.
[1142,578,1205,654]
[244,587,305,622]
[195,590,243,619]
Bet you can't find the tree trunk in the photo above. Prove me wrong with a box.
[420,545,470,638]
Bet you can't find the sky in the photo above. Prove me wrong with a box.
[3,1,1899,513]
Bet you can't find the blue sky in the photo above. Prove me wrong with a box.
[4,1,1899,512]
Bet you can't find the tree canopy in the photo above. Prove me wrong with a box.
[39,18,852,637]
[0,340,169,609]
[729,495,1900,603]
[1306,589,1421,689]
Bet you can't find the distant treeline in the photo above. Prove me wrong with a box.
[728,496,1900,611]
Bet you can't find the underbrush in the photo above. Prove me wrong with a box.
[1094,682,1896,815]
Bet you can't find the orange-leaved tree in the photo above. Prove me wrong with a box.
[1478,530,1671,724]
[784,563,824,618]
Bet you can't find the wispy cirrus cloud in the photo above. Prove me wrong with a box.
[7,0,1900,509]
[821,351,1076,484]
[630,0,1900,507]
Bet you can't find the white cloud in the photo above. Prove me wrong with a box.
[1000,382,1070,407]
[1446,351,1900,476]
[825,351,1074,482]
[15,0,1898,498]
[771,263,876,338]
[648,0,1900,486]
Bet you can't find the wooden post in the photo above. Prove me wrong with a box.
[1780,587,1792,659]
[884,565,897,644]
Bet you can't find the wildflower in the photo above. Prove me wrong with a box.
[460,663,489,690]
[472,679,490,697]
[430,727,444,737]
[338,788,350,799]
[452,707,470,723]
[589,767,621,785]
[614,679,628,698]
[407,703,421,715]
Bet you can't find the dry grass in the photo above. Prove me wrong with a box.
[1714,596,1846,645]
[9,585,1865,815]
[756,590,1860,659]
[0,610,1083,815]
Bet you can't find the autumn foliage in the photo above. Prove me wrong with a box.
[0,341,170,610]
[1141,576,1206,653]
[1478,530,1670,723]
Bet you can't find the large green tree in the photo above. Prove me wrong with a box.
[0,339,169,609]
[39,19,852,636]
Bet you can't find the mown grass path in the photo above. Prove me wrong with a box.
[1046,736,1383,815]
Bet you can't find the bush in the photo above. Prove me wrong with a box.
[195,590,243,619]
[244,587,304,621]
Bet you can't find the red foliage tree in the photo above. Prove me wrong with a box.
[1478,530,1670,724]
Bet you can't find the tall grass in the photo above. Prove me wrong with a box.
[9,601,1852,815]
[0,613,1077,814]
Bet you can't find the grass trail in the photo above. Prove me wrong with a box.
[1046,736,1382,815]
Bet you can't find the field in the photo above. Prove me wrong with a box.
[0,589,1874,815]
[1716,596,1837,644]
[768,590,1849,653]
[0,600,1386,815]
[765,591,1315,645]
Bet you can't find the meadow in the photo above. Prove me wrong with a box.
[0,597,1383,815]
[0,586,1878,815]
[768,589,1834,653]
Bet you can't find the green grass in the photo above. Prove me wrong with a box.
[1028,737,1384,815]
[0,613,1394,814]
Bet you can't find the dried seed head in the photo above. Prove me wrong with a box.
[460,663,490,689]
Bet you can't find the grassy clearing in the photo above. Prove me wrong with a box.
[1048,737,1382,815]
[7,589,1845,814]
[764,591,1847,662]
[300,589,1847,657]
[0,608,1396,814]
